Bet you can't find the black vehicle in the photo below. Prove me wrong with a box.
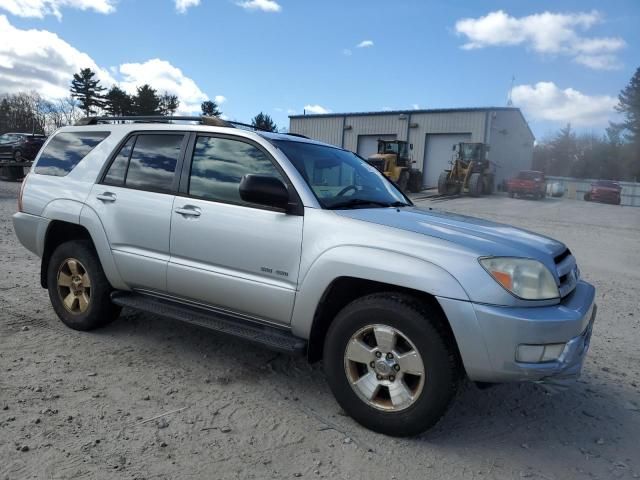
[0,132,47,162]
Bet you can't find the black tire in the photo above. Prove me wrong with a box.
[584,192,591,201]
[397,170,409,192]
[47,240,121,331]
[508,191,515,198]
[483,175,495,195]
[438,171,456,195]
[468,173,482,197]
[323,293,459,437]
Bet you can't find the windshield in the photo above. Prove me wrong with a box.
[0,134,17,145]
[273,140,409,209]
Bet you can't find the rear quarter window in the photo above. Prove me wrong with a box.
[35,131,110,176]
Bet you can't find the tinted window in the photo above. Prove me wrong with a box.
[189,136,283,204]
[103,137,135,186]
[35,131,109,176]
[125,134,183,192]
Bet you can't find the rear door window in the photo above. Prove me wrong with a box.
[124,134,184,193]
[35,131,109,176]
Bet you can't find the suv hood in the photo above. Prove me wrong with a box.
[336,206,566,262]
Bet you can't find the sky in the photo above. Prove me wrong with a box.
[0,0,639,139]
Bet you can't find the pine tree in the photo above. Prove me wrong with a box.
[251,112,277,132]
[104,86,133,117]
[133,85,161,115]
[201,100,221,117]
[70,68,106,116]
[159,92,180,116]
[615,66,640,143]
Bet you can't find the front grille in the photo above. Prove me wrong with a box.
[554,248,578,298]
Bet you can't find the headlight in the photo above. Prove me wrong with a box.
[479,257,559,300]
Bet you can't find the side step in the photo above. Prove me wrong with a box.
[111,291,307,355]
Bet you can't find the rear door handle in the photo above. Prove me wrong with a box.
[96,192,116,202]
[175,206,201,217]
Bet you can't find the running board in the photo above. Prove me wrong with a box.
[111,292,306,355]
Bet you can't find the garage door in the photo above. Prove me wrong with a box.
[423,133,472,187]
[356,134,396,159]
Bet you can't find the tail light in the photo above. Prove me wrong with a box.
[18,173,28,212]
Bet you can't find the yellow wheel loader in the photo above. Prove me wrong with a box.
[437,143,494,197]
[366,140,421,193]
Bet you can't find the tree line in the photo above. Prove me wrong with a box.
[532,67,639,181]
[1,67,278,135]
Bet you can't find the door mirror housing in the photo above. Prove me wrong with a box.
[239,174,290,211]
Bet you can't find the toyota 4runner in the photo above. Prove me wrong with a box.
[13,116,596,436]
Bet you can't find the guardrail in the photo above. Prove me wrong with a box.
[546,176,640,207]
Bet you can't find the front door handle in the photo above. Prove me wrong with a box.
[175,206,201,217]
[96,192,116,202]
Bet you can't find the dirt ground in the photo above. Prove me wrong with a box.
[1,179,639,480]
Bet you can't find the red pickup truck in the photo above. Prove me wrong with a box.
[506,170,546,199]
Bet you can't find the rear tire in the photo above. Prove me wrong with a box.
[584,192,591,201]
[468,173,482,197]
[47,240,121,331]
[508,191,515,198]
[323,293,459,437]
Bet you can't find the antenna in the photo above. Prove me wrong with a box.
[507,75,515,106]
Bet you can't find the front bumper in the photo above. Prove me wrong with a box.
[438,280,596,383]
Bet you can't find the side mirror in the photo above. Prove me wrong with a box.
[239,174,290,211]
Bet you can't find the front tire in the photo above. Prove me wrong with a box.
[468,173,482,197]
[323,293,459,436]
[47,240,121,331]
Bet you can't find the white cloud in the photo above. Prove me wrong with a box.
[0,14,115,97]
[342,48,352,56]
[304,104,331,115]
[0,15,215,115]
[411,104,420,110]
[0,0,115,19]
[236,0,281,13]
[356,40,374,48]
[512,81,617,127]
[118,59,209,114]
[175,0,200,13]
[455,10,625,70]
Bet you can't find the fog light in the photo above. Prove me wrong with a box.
[541,343,566,361]
[516,343,566,363]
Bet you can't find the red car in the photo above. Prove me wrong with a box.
[584,180,622,205]
[506,170,546,199]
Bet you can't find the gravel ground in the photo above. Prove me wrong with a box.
[1,179,639,480]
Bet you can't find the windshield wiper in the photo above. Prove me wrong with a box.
[327,198,405,210]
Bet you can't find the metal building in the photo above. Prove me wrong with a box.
[289,107,535,189]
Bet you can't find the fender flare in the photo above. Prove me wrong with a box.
[291,245,469,339]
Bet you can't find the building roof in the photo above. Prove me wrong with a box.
[289,106,535,141]
[289,106,522,119]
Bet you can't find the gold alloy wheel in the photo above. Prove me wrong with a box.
[57,258,91,314]
[344,324,426,411]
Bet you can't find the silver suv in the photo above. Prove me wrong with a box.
[13,116,596,436]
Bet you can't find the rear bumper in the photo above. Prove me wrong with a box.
[438,280,596,383]
[12,212,50,257]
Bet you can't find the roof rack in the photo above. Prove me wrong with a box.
[74,116,273,133]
